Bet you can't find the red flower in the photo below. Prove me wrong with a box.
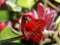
[21,14,47,42]
[21,3,56,42]
[0,22,6,32]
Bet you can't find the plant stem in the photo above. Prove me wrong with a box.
[53,34,60,45]
[48,1,60,11]
[0,36,23,43]
[43,0,60,11]
[44,0,48,11]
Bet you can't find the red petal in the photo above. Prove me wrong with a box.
[23,29,30,40]
[34,19,47,29]
[21,15,34,40]
[31,30,43,42]
[24,12,34,19]
[32,9,39,19]
[45,14,52,25]
[23,19,46,42]
[46,9,57,30]
[37,3,44,18]
[25,20,36,32]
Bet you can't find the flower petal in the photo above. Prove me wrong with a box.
[37,3,44,18]
[0,0,5,4]
[34,19,47,29]
[31,30,43,42]
[32,9,39,19]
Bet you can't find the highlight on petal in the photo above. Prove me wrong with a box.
[32,9,39,19]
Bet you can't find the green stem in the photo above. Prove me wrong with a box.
[40,38,51,45]
[0,36,23,43]
[53,34,60,45]
[48,1,60,11]
[44,0,48,11]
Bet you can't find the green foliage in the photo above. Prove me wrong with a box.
[55,0,60,3]
[0,27,20,40]
[6,0,22,12]
[17,0,35,9]
[0,10,9,22]
[56,16,60,32]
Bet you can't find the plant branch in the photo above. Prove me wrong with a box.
[48,1,60,12]
[44,0,48,11]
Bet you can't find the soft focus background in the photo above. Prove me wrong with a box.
[0,0,60,45]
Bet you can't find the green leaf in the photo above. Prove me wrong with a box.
[57,22,60,32]
[0,10,9,22]
[55,16,60,32]
[55,0,60,3]
[0,27,21,40]
[55,16,60,24]
[53,34,60,45]
[17,0,35,9]
[6,0,22,12]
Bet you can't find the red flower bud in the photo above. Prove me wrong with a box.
[0,22,6,32]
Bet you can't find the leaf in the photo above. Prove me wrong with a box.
[0,27,22,40]
[0,10,9,22]
[17,0,35,9]
[55,0,60,3]
[55,16,60,32]
[53,34,60,45]
[57,22,60,32]
[6,0,22,12]
[55,16,60,25]
[1,42,23,45]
